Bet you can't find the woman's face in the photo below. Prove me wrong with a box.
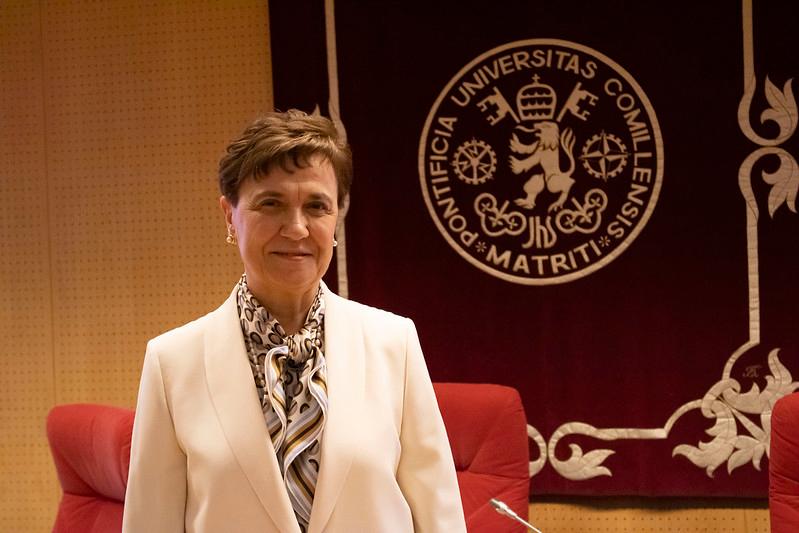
[221,156,339,304]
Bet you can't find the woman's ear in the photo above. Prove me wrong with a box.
[219,195,234,226]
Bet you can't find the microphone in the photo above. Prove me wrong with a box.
[489,498,544,533]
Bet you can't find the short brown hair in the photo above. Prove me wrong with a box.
[219,109,353,206]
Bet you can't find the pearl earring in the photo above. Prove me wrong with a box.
[226,226,237,245]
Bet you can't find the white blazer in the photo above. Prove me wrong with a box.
[122,285,466,533]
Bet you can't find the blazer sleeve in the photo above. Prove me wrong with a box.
[396,319,467,533]
[122,342,187,533]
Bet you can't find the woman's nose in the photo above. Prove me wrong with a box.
[280,209,310,240]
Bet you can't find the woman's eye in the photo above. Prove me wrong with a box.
[308,202,331,213]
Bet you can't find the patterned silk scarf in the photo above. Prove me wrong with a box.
[236,276,328,532]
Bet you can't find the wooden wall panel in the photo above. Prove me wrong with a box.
[0,3,59,531]
[529,499,769,532]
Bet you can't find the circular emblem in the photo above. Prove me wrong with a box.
[418,39,663,285]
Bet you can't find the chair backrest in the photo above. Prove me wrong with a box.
[770,392,799,533]
[434,382,530,532]
[46,403,134,533]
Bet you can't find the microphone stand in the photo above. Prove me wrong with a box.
[489,498,544,533]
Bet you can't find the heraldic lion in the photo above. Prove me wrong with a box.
[509,121,576,212]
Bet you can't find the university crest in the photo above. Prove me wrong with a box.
[419,39,664,284]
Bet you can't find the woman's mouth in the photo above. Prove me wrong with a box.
[272,251,311,259]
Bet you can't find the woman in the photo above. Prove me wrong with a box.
[122,110,466,533]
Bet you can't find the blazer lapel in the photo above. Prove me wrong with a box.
[307,287,365,533]
[203,290,301,533]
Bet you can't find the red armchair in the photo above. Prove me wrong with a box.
[47,383,530,532]
[770,392,799,533]
[46,404,133,533]
[434,383,530,532]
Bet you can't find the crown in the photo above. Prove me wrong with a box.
[516,75,556,121]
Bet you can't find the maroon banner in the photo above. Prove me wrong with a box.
[271,0,799,497]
